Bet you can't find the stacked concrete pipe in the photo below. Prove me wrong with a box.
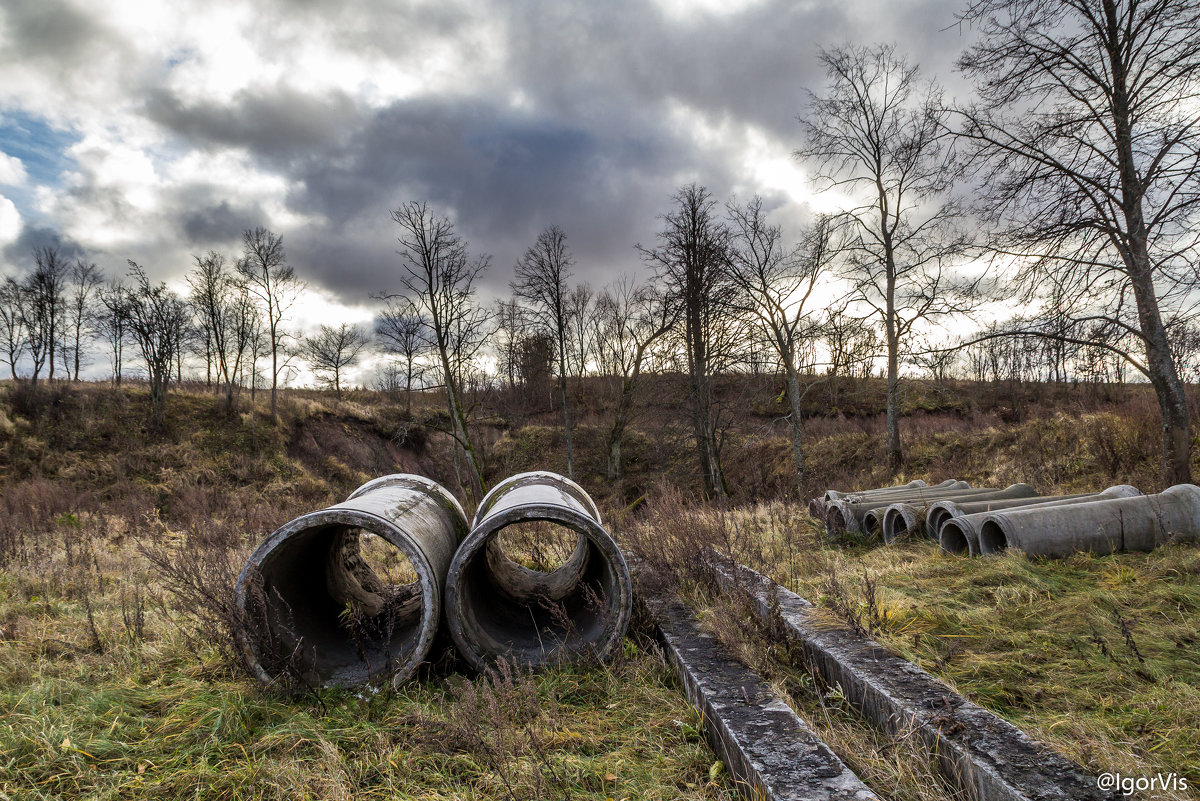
[973,483,1200,557]
[880,483,1039,543]
[446,471,632,672]
[809,478,936,519]
[235,474,469,688]
[824,481,973,537]
[938,485,1144,556]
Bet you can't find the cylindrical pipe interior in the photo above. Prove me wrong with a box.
[979,520,1009,555]
[239,515,433,687]
[939,520,972,556]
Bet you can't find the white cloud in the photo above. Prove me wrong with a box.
[0,152,26,186]
[0,194,20,244]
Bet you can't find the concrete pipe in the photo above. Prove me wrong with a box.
[807,497,827,520]
[976,484,1198,558]
[825,484,983,537]
[235,474,468,688]
[928,485,1140,545]
[446,471,632,672]
[831,480,971,532]
[937,486,1141,556]
[823,478,929,503]
[881,484,1039,543]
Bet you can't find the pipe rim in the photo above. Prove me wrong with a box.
[235,506,441,688]
[473,471,602,528]
[446,502,632,673]
[978,517,1009,556]
[938,519,974,556]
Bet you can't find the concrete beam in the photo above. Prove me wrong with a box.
[710,557,1119,801]
[634,562,879,801]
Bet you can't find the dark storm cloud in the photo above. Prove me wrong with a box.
[2,224,85,270]
[180,197,269,246]
[0,0,112,67]
[144,85,360,162]
[1,0,975,307]
[282,95,709,299]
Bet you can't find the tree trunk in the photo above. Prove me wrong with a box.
[558,347,575,480]
[785,367,806,492]
[439,344,484,500]
[606,375,635,481]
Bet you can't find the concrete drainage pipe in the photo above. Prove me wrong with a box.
[976,484,1199,557]
[446,471,632,672]
[881,484,1039,543]
[825,483,976,537]
[928,485,1140,548]
[235,474,468,688]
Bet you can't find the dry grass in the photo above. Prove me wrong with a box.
[621,495,1200,800]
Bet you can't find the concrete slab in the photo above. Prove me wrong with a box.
[634,564,880,801]
[711,556,1120,801]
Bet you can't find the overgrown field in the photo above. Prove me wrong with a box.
[2,380,1199,800]
[625,497,1200,800]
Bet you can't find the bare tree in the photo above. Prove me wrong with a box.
[953,0,1200,483]
[61,260,102,381]
[512,225,578,479]
[493,297,525,391]
[0,277,26,379]
[189,251,256,411]
[726,198,831,490]
[26,245,70,385]
[384,201,488,499]
[566,282,596,379]
[237,227,301,420]
[124,262,189,429]
[799,43,971,471]
[640,184,737,499]
[376,299,430,414]
[303,323,368,399]
[594,276,677,480]
[96,281,129,386]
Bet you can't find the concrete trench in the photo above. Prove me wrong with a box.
[631,557,880,801]
[707,555,1120,801]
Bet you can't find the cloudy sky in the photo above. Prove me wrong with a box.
[0,0,972,338]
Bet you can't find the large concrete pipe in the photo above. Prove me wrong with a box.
[928,485,1140,546]
[937,486,1142,556]
[235,474,468,688]
[825,483,978,537]
[975,484,1200,557]
[881,484,1039,543]
[446,471,632,672]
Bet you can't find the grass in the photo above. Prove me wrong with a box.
[626,498,1200,800]
[0,514,733,800]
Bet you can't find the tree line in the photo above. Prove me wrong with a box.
[1,0,1198,491]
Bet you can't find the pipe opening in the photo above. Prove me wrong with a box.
[449,513,626,669]
[939,521,970,555]
[485,521,589,604]
[979,520,1009,555]
[241,518,432,687]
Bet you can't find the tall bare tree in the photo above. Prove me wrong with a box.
[0,277,26,379]
[303,323,368,399]
[594,276,677,480]
[726,198,831,490]
[640,184,737,499]
[512,225,578,479]
[28,245,69,383]
[124,262,189,429]
[62,260,102,381]
[376,299,430,414]
[96,281,129,386]
[384,201,487,499]
[954,0,1200,483]
[799,43,971,470]
[237,227,300,420]
[189,251,256,411]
